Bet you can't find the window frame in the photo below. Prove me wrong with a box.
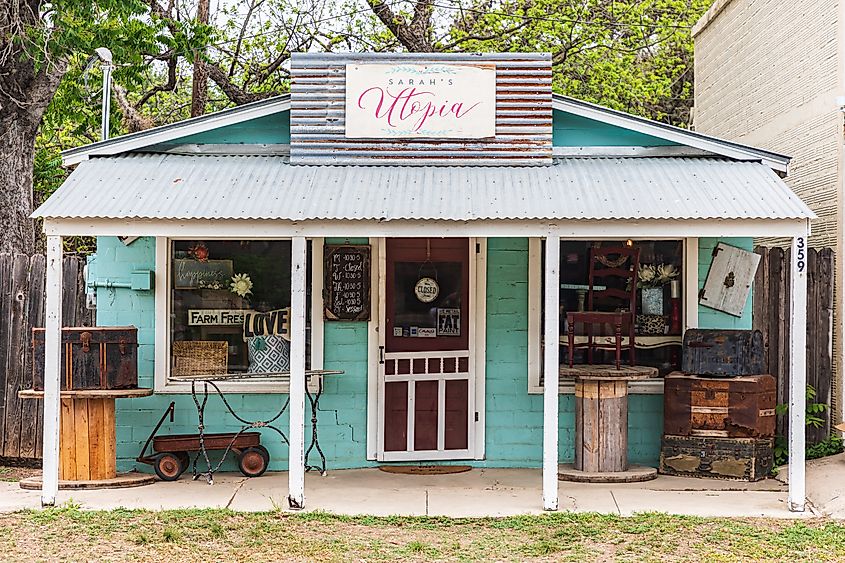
[527,237,698,395]
[154,236,324,394]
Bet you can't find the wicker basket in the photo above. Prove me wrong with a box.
[172,341,228,376]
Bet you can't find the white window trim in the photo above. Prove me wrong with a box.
[527,237,698,395]
[154,236,324,394]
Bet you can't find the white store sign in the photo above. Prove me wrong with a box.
[188,309,255,326]
[345,63,496,139]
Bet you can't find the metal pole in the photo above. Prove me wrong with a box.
[101,61,112,141]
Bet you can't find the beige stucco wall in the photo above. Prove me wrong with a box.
[693,0,845,423]
[694,0,842,249]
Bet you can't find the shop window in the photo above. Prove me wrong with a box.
[168,240,312,383]
[528,239,688,393]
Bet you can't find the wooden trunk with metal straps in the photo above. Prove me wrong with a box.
[681,329,765,376]
[664,372,776,438]
[32,326,138,391]
[659,435,774,481]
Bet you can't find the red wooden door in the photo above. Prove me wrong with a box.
[379,238,473,460]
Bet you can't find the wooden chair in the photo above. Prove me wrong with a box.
[567,246,640,370]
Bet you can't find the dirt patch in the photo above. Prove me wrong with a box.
[0,465,41,482]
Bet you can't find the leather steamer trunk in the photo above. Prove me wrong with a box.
[32,327,138,391]
[681,329,765,376]
[659,435,773,481]
[664,372,776,438]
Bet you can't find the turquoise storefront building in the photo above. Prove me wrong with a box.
[33,53,814,511]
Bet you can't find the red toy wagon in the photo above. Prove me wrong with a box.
[137,403,269,481]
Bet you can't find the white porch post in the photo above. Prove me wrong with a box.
[788,229,809,512]
[542,234,560,511]
[288,236,307,510]
[41,235,63,506]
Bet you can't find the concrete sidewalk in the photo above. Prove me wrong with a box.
[0,468,815,518]
[778,452,845,518]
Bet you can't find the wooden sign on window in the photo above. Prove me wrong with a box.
[324,245,371,321]
[699,243,761,317]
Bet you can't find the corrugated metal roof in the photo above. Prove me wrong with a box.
[33,153,814,221]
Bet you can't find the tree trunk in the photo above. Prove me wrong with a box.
[0,114,39,254]
[190,0,211,117]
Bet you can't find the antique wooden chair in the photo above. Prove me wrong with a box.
[567,246,640,369]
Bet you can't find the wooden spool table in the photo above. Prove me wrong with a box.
[18,388,155,490]
[558,365,659,483]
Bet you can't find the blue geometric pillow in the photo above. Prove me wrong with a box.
[247,335,290,374]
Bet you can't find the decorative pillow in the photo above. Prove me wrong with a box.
[247,334,290,374]
[243,308,290,341]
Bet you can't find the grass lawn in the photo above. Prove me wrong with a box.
[0,506,844,561]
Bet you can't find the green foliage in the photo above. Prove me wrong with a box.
[437,0,712,125]
[773,385,836,468]
[808,434,845,460]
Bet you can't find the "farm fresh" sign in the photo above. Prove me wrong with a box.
[345,64,496,139]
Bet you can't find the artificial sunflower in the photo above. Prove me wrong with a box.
[230,273,253,298]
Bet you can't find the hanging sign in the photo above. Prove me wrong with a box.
[345,64,496,139]
[699,243,760,317]
[173,259,233,290]
[415,277,440,303]
[324,245,371,321]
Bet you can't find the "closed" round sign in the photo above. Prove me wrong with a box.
[414,277,439,303]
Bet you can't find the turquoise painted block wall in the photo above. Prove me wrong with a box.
[158,113,291,146]
[552,111,679,147]
[482,238,661,466]
[97,235,752,471]
[96,236,371,472]
[157,109,668,151]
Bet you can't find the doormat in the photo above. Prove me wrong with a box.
[378,465,472,475]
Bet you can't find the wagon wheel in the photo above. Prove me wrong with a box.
[238,445,270,478]
[175,451,191,473]
[155,453,185,481]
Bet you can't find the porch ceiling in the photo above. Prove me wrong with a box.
[33,153,814,222]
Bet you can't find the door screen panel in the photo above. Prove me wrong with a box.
[386,239,469,352]
[384,382,408,452]
[445,380,469,450]
[414,381,439,451]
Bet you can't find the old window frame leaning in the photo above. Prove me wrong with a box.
[527,237,699,394]
[154,236,324,393]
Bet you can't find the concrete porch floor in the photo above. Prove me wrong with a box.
[0,468,816,518]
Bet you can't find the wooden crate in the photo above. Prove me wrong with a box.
[664,372,776,438]
[681,329,765,376]
[659,435,773,481]
[32,327,138,391]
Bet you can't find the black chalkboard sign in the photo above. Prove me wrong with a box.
[324,245,371,321]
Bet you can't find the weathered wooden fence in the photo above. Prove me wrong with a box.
[752,246,834,444]
[0,254,91,461]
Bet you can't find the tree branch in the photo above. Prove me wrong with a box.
[135,55,178,108]
[206,62,281,105]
